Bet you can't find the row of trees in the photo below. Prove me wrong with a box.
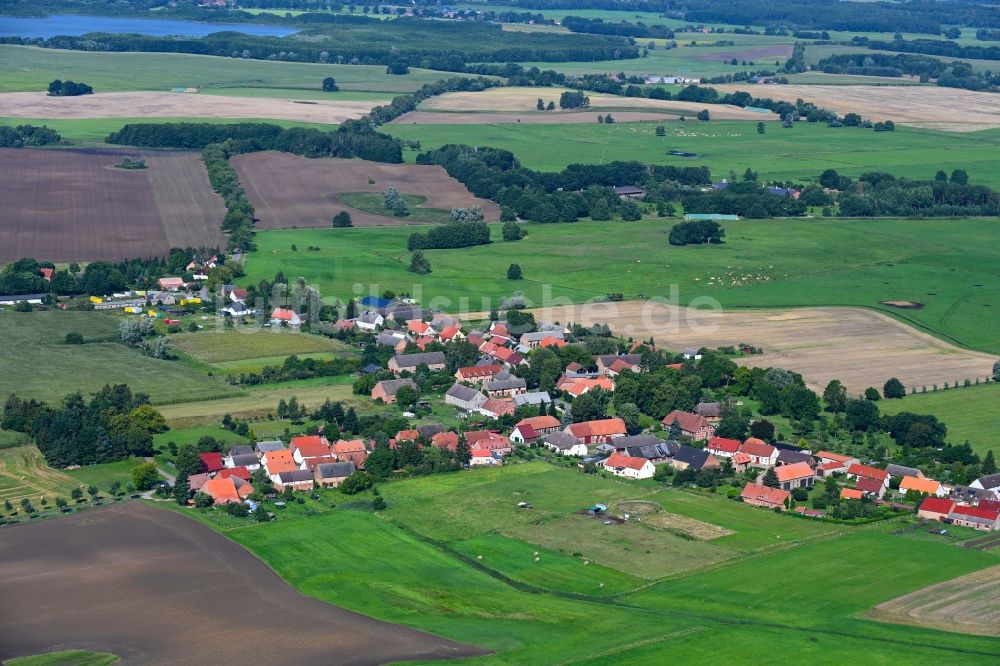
[2,385,166,467]
[668,219,725,245]
[47,79,92,96]
[816,53,999,91]
[562,15,674,39]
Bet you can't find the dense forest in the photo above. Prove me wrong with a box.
[2,385,164,467]
[0,124,61,148]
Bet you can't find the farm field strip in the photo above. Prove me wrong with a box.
[0,91,378,124]
[868,564,1000,637]
[0,446,78,505]
[0,148,223,262]
[232,152,499,230]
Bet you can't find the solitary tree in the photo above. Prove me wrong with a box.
[696,109,710,121]
[321,76,339,92]
[332,211,353,227]
[757,121,765,134]
[761,466,780,488]
[536,98,545,111]
[863,387,881,401]
[950,169,969,185]
[409,250,431,275]
[655,125,666,136]
[883,377,906,399]
[502,220,523,241]
[823,380,848,413]
[546,101,555,111]
[507,263,523,280]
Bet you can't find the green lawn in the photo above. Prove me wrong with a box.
[879,382,1000,457]
[0,116,333,142]
[63,458,149,490]
[244,216,1000,353]
[198,463,1000,664]
[339,192,453,224]
[0,311,241,405]
[385,120,1000,188]
[0,44,453,93]
[5,650,118,666]
[169,329,343,364]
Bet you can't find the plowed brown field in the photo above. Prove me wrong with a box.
[232,151,499,229]
[0,502,486,664]
[0,148,224,262]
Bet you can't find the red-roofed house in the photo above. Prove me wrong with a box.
[557,376,615,398]
[455,364,503,383]
[469,449,501,466]
[39,267,54,281]
[661,411,715,441]
[465,431,513,455]
[263,450,298,479]
[731,451,753,472]
[200,476,253,504]
[899,476,945,497]
[538,336,566,349]
[158,276,185,291]
[565,418,627,445]
[270,308,302,328]
[439,325,465,343]
[815,460,850,477]
[218,467,251,481]
[917,497,956,520]
[290,436,331,464]
[840,488,865,501]
[816,451,858,466]
[706,437,742,458]
[432,431,459,452]
[949,504,1000,531]
[740,483,789,511]
[602,452,655,480]
[738,438,778,468]
[510,415,561,444]
[407,320,435,337]
[855,476,886,498]
[848,464,890,486]
[479,397,516,419]
[775,462,815,490]
[199,452,224,473]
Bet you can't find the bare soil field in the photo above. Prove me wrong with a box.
[868,564,1000,637]
[0,148,224,262]
[420,87,774,119]
[232,151,499,230]
[716,84,1000,131]
[0,503,485,665]
[0,91,378,124]
[526,302,994,392]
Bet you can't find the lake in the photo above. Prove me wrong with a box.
[0,14,297,39]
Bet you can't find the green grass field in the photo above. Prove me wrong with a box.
[385,120,1000,187]
[879,383,1000,457]
[339,192,453,224]
[5,650,119,666]
[169,329,343,364]
[244,216,1000,353]
[206,462,1000,664]
[0,44,454,94]
[0,311,241,405]
[0,116,332,142]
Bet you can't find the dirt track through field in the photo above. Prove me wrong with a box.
[421,87,775,119]
[0,91,378,123]
[526,302,993,393]
[0,503,486,665]
[715,84,1000,131]
[868,564,1000,637]
[233,151,499,229]
[0,148,224,262]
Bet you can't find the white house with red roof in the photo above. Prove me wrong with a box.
[774,462,815,490]
[455,364,503,383]
[510,416,561,444]
[847,463,890,488]
[602,452,655,479]
[705,436,742,458]
[270,308,302,328]
[741,483,789,511]
[565,418,627,445]
[738,438,778,468]
[469,449,501,466]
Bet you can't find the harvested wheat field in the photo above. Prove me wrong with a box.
[232,151,499,229]
[527,302,993,392]
[0,503,485,665]
[420,87,774,119]
[391,110,687,124]
[0,91,378,123]
[0,148,224,262]
[868,564,1000,637]
[716,84,1000,131]
[617,500,734,540]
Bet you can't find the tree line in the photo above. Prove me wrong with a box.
[562,15,674,39]
[816,52,999,92]
[0,124,60,148]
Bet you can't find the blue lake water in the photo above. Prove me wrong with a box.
[0,14,297,38]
